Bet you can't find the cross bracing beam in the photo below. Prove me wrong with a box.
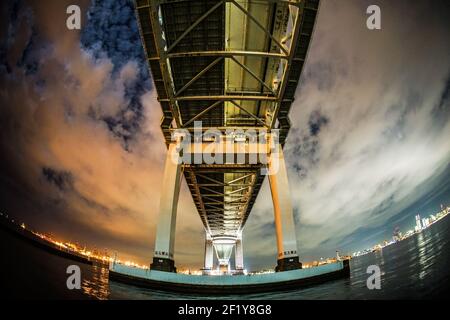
[203,195,250,203]
[166,0,225,53]
[189,183,253,187]
[160,95,279,102]
[228,187,250,194]
[166,50,288,59]
[175,57,224,97]
[183,100,222,128]
[150,0,303,7]
[201,194,246,197]
[227,173,254,184]
[199,186,225,196]
[203,201,248,205]
[202,196,225,204]
[182,101,222,128]
[229,100,268,127]
[229,56,276,95]
[204,204,227,211]
[196,173,257,187]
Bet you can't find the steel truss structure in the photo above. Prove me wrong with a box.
[135,0,319,272]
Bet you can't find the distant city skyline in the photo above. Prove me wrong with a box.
[352,203,449,258]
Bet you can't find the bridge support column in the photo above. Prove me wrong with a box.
[268,144,302,272]
[151,142,182,272]
[235,235,244,272]
[204,233,214,272]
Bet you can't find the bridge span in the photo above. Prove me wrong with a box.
[135,0,320,273]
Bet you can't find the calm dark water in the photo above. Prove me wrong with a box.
[1,216,449,299]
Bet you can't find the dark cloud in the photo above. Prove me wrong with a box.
[433,73,450,125]
[16,27,39,75]
[81,0,144,74]
[438,76,450,109]
[80,0,151,146]
[308,110,329,136]
[0,0,34,74]
[42,167,74,192]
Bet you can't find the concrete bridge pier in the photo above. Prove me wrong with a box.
[268,144,302,272]
[235,234,244,272]
[150,142,182,272]
[203,233,214,273]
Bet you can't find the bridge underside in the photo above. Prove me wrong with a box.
[135,0,319,272]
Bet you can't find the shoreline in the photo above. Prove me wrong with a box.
[0,216,105,266]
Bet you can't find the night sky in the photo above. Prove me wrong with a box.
[0,0,449,270]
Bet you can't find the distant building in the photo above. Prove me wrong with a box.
[415,214,422,231]
[393,226,401,242]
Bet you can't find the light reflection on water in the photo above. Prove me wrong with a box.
[82,217,450,300]
[81,263,110,300]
